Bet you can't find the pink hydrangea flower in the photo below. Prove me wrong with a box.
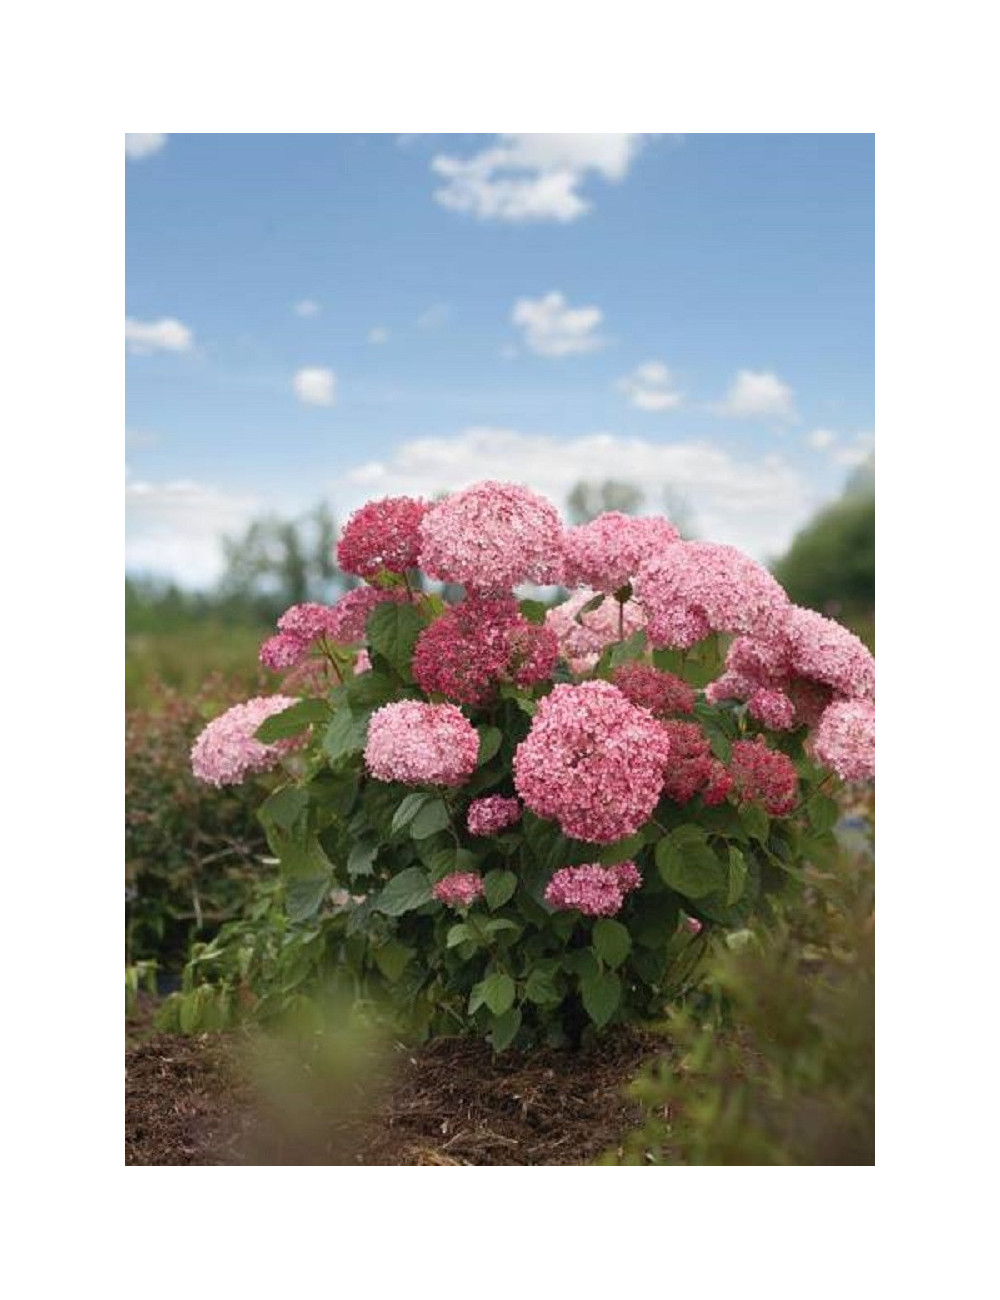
[353,648,371,675]
[545,589,646,674]
[729,738,799,816]
[433,872,485,908]
[467,796,522,837]
[513,681,671,843]
[611,662,694,717]
[326,586,409,643]
[190,695,303,787]
[337,496,430,578]
[418,481,565,590]
[545,862,640,917]
[562,512,680,593]
[783,606,875,701]
[634,541,789,649]
[684,914,704,936]
[747,687,797,731]
[812,699,875,782]
[660,720,716,805]
[702,760,734,806]
[364,701,479,787]
[260,632,309,672]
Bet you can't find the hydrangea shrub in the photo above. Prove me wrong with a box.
[177,481,875,1051]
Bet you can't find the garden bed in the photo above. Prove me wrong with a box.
[125,1022,662,1165]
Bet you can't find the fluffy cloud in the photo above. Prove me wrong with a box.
[294,300,321,317]
[367,326,390,344]
[336,427,818,561]
[431,133,648,223]
[125,317,193,355]
[125,133,167,160]
[806,428,838,450]
[833,431,875,466]
[292,367,337,406]
[618,361,683,411]
[714,369,796,420]
[125,475,260,587]
[512,292,605,357]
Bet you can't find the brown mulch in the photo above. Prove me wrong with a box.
[125,1025,666,1166]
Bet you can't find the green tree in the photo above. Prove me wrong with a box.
[566,480,644,524]
[218,502,348,620]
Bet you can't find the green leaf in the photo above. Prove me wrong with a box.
[323,705,368,763]
[366,602,424,681]
[469,971,516,1016]
[284,873,331,923]
[391,792,431,836]
[484,869,517,911]
[484,918,522,939]
[581,970,621,1028]
[598,832,646,865]
[476,725,503,766]
[373,940,414,983]
[740,803,771,843]
[608,629,648,668]
[727,846,748,905]
[592,919,631,970]
[562,948,599,981]
[258,785,310,835]
[255,698,329,742]
[374,867,433,917]
[524,964,562,1006]
[518,599,548,625]
[809,793,839,835]
[410,798,451,840]
[446,923,472,949]
[489,1006,522,1052]
[346,839,378,878]
[656,831,726,899]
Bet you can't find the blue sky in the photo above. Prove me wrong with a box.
[125,133,874,585]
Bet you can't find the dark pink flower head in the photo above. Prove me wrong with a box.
[729,738,799,816]
[611,662,695,717]
[513,681,671,844]
[747,687,797,731]
[418,480,565,591]
[190,695,303,788]
[326,585,409,643]
[702,760,733,806]
[364,701,479,787]
[545,863,637,917]
[634,541,789,649]
[812,699,875,782]
[433,872,485,908]
[660,720,716,805]
[545,589,646,675]
[467,796,522,837]
[337,496,429,578]
[562,512,680,593]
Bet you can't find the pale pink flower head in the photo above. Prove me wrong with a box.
[513,681,671,844]
[337,496,430,578]
[612,860,643,895]
[433,872,485,908]
[634,541,789,649]
[364,700,479,787]
[562,512,680,593]
[467,796,522,837]
[729,738,799,816]
[260,632,309,672]
[190,695,303,788]
[812,699,875,782]
[783,606,875,701]
[418,481,564,590]
[545,589,646,675]
[545,863,635,917]
[747,687,797,731]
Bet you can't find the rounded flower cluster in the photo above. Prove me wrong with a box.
[433,872,485,908]
[364,701,479,787]
[467,796,522,837]
[545,861,642,917]
[190,695,302,787]
[513,681,672,843]
[337,496,429,578]
[562,512,680,593]
[260,589,409,670]
[418,481,564,590]
[326,586,409,643]
[660,720,732,806]
[413,595,557,706]
[634,541,789,649]
[545,589,646,675]
[729,739,799,816]
[812,699,875,782]
[783,606,875,701]
[611,662,694,717]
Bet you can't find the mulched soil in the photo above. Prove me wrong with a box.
[125,1021,666,1166]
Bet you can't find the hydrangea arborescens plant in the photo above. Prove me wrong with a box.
[174,480,875,1052]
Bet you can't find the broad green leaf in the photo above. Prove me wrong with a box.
[489,1006,522,1052]
[524,965,562,1006]
[391,792,432,836]
[366,602,424,681]
[446,923,472,949]
[656,832,725,899]
[346,839,378,878]
[598,832,646,865]
[255,698,329,742]
[484,918,522,939]
[592,918,631,970]
[258,785,309,835]
[740,804,770,843]
[608,629,648,668]
[323,705,368,762]
[374,867,433,917]
[476,725,503,766]
[581,970,621,1028]
[809,793,839,835]
[562,948,599,981]
[373,940,414,983]
[727,846,748,905]
[284,873,331,923]
[469,971,515,1016]
[518,599,548,625]
[410,798,451,840]
[484,869,517,911]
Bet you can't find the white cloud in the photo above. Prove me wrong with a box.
[512,292,605,357]
[833,431,875,466]
[125,475,259,587]
[417,303,450,330]
[125,317,193,355]
[431,133,648,223]
[334,427,818,561]
[125,133,167,160]
[292,367,337,406]
[294,299,321,317]
[806,428,838,450]
[714,369,796,420]
[367,326,390,344]
[618,361,683,411]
